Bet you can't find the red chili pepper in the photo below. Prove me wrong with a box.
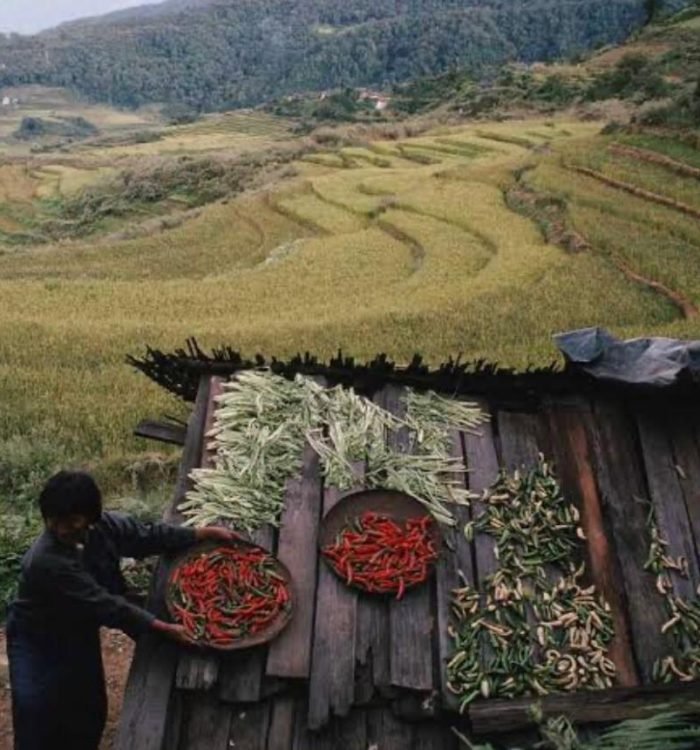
[322,513,438,600]
[170,545,290,644]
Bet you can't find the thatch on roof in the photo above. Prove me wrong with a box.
[127,338,700,406]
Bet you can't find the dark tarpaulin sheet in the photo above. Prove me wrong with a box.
[554,327,700,387]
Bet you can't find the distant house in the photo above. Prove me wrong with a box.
[358,88,391,111]
[1,96,10,107]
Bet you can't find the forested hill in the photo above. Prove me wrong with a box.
[0,0,690,110]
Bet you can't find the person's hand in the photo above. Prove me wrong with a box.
[195,526,239,544]
[152,619,197,646]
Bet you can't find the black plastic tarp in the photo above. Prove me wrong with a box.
[554,327,700,387]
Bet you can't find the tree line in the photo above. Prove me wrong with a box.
[0,0,680,110]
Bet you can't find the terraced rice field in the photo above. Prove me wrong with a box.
[1,114,699,484]
[87,111,293,158]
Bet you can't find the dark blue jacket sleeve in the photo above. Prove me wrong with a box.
[101,511,197,560]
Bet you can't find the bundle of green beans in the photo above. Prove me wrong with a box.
[447,458,615,711]
[180,371,315,531]
[466,459,583,578]
[644,504,700,683]
[182,371,488,531]
[404,390,489,455]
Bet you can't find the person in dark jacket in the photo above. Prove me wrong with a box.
[6,470,235,750]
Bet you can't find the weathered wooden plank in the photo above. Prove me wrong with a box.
[200,376,225,469]
[219,648,268,704]
[297,708,367,750]
[162,689,186,750]
[353,660,375,706]
[459,400,501,694]
[308,480,361,729]
[367,708,415,749]
[219,527,275,703]
[392,691,439,721]
[436,431,475,711]
[134,419,187,446]
[637,406,700,599]
[228,702,271,750]
[354,393,393,698]
[115,376,211,750]
[267,444,323,678]
[589,398,673,684]
[546,399,639,688]
[165,375,211,525]
[496,410,541,470]
[115,637,180,750]
[666,406,700,555]
[178,691,232,750]
[414,722,459,750]
[381,384,435,692]
[267,695,297,750]
[355,579,391,697]
[462,399,500,581]
[469,681,700,735]
[495,408,552,662]
[389,580,435,692]
[293,697,332,750]
[333,710,368,750]
[175,651,219,691]
[176,377,225,691]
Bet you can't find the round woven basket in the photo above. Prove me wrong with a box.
[165,537,294,651]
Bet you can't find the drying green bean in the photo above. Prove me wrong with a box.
[183,370,488,530]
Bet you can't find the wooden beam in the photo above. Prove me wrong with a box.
[177,691,232,750]
[176,377,225,692]
[383,384,434,693]
[367,707,415,749]
[637,406,700,599]
[469,681,700,735]
[308,480,362,730]
[546,399,639,688]
[218,526,275,703]
[228,702,271,750]
[436,429,475,711]
[267,695,297,750]
[134,420,186,446]
[165,376,211,525]
[589,398,673,683]
[115,376,210,750]
[462,399,501,698]
[353,392,392,700]
[267,444,323,678]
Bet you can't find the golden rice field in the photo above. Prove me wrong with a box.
[1,109,699,487]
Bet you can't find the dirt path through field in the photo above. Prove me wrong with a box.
[0,628,134,750]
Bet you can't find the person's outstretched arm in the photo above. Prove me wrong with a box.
[101,511,236,559]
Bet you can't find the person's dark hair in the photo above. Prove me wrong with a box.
[38,471,102,523]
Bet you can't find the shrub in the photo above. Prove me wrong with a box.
[161,103,200,125]
[0,520,38,618]
[0,433,68,513]
[586,54,671,102]
[14,115,98,141]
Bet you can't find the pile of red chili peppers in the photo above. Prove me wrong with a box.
[169,545,290,646]
[322,511,438,600]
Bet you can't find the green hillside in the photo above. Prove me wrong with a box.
[1,111,699,491]
[0,4,699,607]
[0,0,683,110]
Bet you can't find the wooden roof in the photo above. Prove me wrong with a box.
[115,373,700,750]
